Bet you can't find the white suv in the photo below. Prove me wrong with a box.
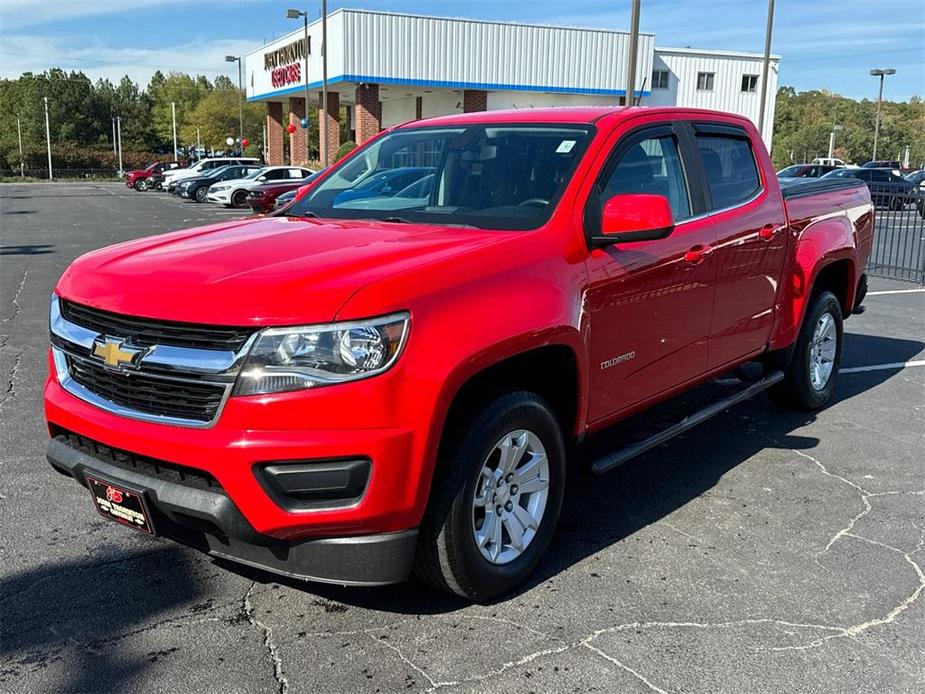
[206,166,314,208]
[162,157,261,189]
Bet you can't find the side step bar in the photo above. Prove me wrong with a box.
[590,370,785,475]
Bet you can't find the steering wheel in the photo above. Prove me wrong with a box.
[518,198,550,208]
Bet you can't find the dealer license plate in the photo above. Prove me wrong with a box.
[86,475,154,534]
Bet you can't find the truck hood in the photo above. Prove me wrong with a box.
[56,216,506,326]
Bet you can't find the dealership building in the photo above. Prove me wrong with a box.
[245,9,780,166]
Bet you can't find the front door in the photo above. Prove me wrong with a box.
[584,123,717,423]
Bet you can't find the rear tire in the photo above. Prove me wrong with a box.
[769,290,843,410]
[413,391,566,601]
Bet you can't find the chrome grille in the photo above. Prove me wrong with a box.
[67,355,226,423]
[50,295,255,428]
[60,299,254,351]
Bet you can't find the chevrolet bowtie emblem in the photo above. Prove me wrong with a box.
[92,338,142,368]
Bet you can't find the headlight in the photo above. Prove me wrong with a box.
[234,313,410,396]
[179,181,191,189]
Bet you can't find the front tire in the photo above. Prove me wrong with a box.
[195,187,208,203]
[414,391,566,601]
[231,190,248,208]
[769,290,843,410]
[134,179,148,192]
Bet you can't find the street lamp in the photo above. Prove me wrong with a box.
[287,4,328,167]
[225,55,245,155]
[870,68,895,162]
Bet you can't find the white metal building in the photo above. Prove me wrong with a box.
[246,9,779,166]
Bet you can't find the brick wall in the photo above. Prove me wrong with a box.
[288,97,307,166]
[463,90,487,113]
[354,84,381,145]
[319,91,340,166]
[266,103,284,166]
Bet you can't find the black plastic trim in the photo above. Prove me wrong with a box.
[779,177,867,200]
[46,436,417,586]
[255,458,372,511]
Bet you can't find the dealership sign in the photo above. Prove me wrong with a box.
[264,37,309,89]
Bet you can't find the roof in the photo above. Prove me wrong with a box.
[655,46,782,61]
[396,105,756,127]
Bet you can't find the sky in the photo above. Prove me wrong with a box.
[1,0,923,100]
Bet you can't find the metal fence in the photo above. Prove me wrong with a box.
[0,168,121,180]
[867,185,925,285]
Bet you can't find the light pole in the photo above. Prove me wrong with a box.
[111,115,117,159]
[16,116,24,178]
[170,101,178,161]
[870,68,895,162]
[286,7,317,166]
[757,0,775,139]
[116,116,124,176]
[225,55,245,155]
[625,0,640,106]
[43,96,53,180]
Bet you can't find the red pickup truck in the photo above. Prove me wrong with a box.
[46,107,873,600]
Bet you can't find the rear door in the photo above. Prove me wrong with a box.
[584,121,717,422]
[693,123,788,370]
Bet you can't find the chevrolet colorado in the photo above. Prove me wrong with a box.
[45,107,873,600]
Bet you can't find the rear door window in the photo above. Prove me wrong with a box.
[695,132,761,210]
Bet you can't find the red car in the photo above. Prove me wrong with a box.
[125,161,182,191]
[245,175,318,213]
[46,107,872,599]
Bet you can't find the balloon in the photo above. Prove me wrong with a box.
[241,138,249,148]
[300,117,309,129]
[287,123,297,134]
[226,137,234,146]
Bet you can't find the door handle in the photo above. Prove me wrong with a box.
[758,224,778,241]
[683,245,711,265]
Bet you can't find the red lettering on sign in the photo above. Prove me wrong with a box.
[271,63,301,88]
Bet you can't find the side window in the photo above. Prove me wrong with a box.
[288,168,304,179]
[263,169,284,180]
[600,134,691,222]
[695,133,761,210]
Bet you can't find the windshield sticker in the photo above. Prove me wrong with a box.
[556,140,576,154]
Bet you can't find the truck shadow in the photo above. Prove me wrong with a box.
[241,331,923,612]
[0,545,204,692]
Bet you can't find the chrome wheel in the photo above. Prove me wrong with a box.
[471,429,550,565]
[809,312,837,390]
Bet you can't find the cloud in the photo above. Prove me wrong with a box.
[0,34,257,87]
[0,0,250,30]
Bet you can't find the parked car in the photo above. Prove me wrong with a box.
[45,107,873,600]
[273,189,298,210]
[331,166,433,205]
[777,164,837,179]
[125,162,181,191]
[207,166,314,208]
[822,167,916,209]
[246,173,321,213]
[811,157,847,168]
[176,165,264,202]
[861,160,902,170]
[903,170,925,187]
[162,157,261,190]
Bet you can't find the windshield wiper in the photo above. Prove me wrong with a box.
[381,216,412,224]
[286,210,317,218]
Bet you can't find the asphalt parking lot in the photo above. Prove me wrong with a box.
[1,182,923,693]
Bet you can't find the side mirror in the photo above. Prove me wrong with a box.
[590,194,675,247]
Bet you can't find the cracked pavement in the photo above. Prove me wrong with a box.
[1,183,923,693]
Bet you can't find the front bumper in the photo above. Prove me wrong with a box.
[46,433,418,585]
[206,190,232,204]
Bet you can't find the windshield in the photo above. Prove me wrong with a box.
[822,169,853,178]
[286,123,594,230]
[241,168,268,180]
[777,166,806,177]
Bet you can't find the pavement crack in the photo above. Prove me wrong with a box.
[1,266,29,325]
[369,632,438,689]
[242,582,289,694]
[581,641,669,693]
[0,348,24,413]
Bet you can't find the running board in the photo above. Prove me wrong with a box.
[589,370,785,475]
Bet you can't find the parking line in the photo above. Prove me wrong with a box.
[867,289,925,296]
[842,360,925,374]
